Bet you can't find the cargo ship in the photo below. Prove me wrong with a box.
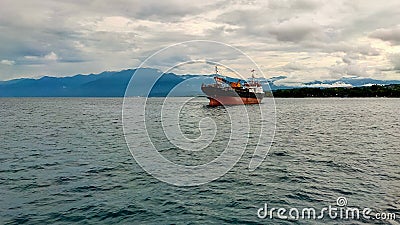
[201,66,264,106]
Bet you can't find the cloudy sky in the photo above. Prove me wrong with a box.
[0,0,400,84]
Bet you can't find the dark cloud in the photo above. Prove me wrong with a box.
[282,62,307,71]
[268,18,322,43]
[268,0,321,11]
[290,0,321,10]
[132,0,207,21]
[369,26,400,45]
[390,54,400,70]
[0,0,399,81]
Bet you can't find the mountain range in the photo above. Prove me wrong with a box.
[1,68,400,97]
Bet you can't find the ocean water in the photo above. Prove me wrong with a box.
[1,98,399,224]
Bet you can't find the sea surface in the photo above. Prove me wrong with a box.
[1,98,399,224]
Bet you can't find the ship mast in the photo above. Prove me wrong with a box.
[214,65,218,84]
[251,69,255,84]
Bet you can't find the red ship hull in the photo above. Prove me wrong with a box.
[201,86,264,106]
[207,96,262,106]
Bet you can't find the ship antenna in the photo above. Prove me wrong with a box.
[215,65,219,75]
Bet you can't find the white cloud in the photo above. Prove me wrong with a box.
[362,83,383,87]
[44,52,58,61]
[329,54,369,77]
[0,59,15,65]
[22,52,59,64]
[306,81,353,88]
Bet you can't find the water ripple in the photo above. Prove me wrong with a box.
[0,98,399,224]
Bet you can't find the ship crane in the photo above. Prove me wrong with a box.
[213,66,244,89]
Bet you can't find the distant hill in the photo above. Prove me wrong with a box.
[0,68,214,97]
[0,70,127,97]
[1,68,400,97]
